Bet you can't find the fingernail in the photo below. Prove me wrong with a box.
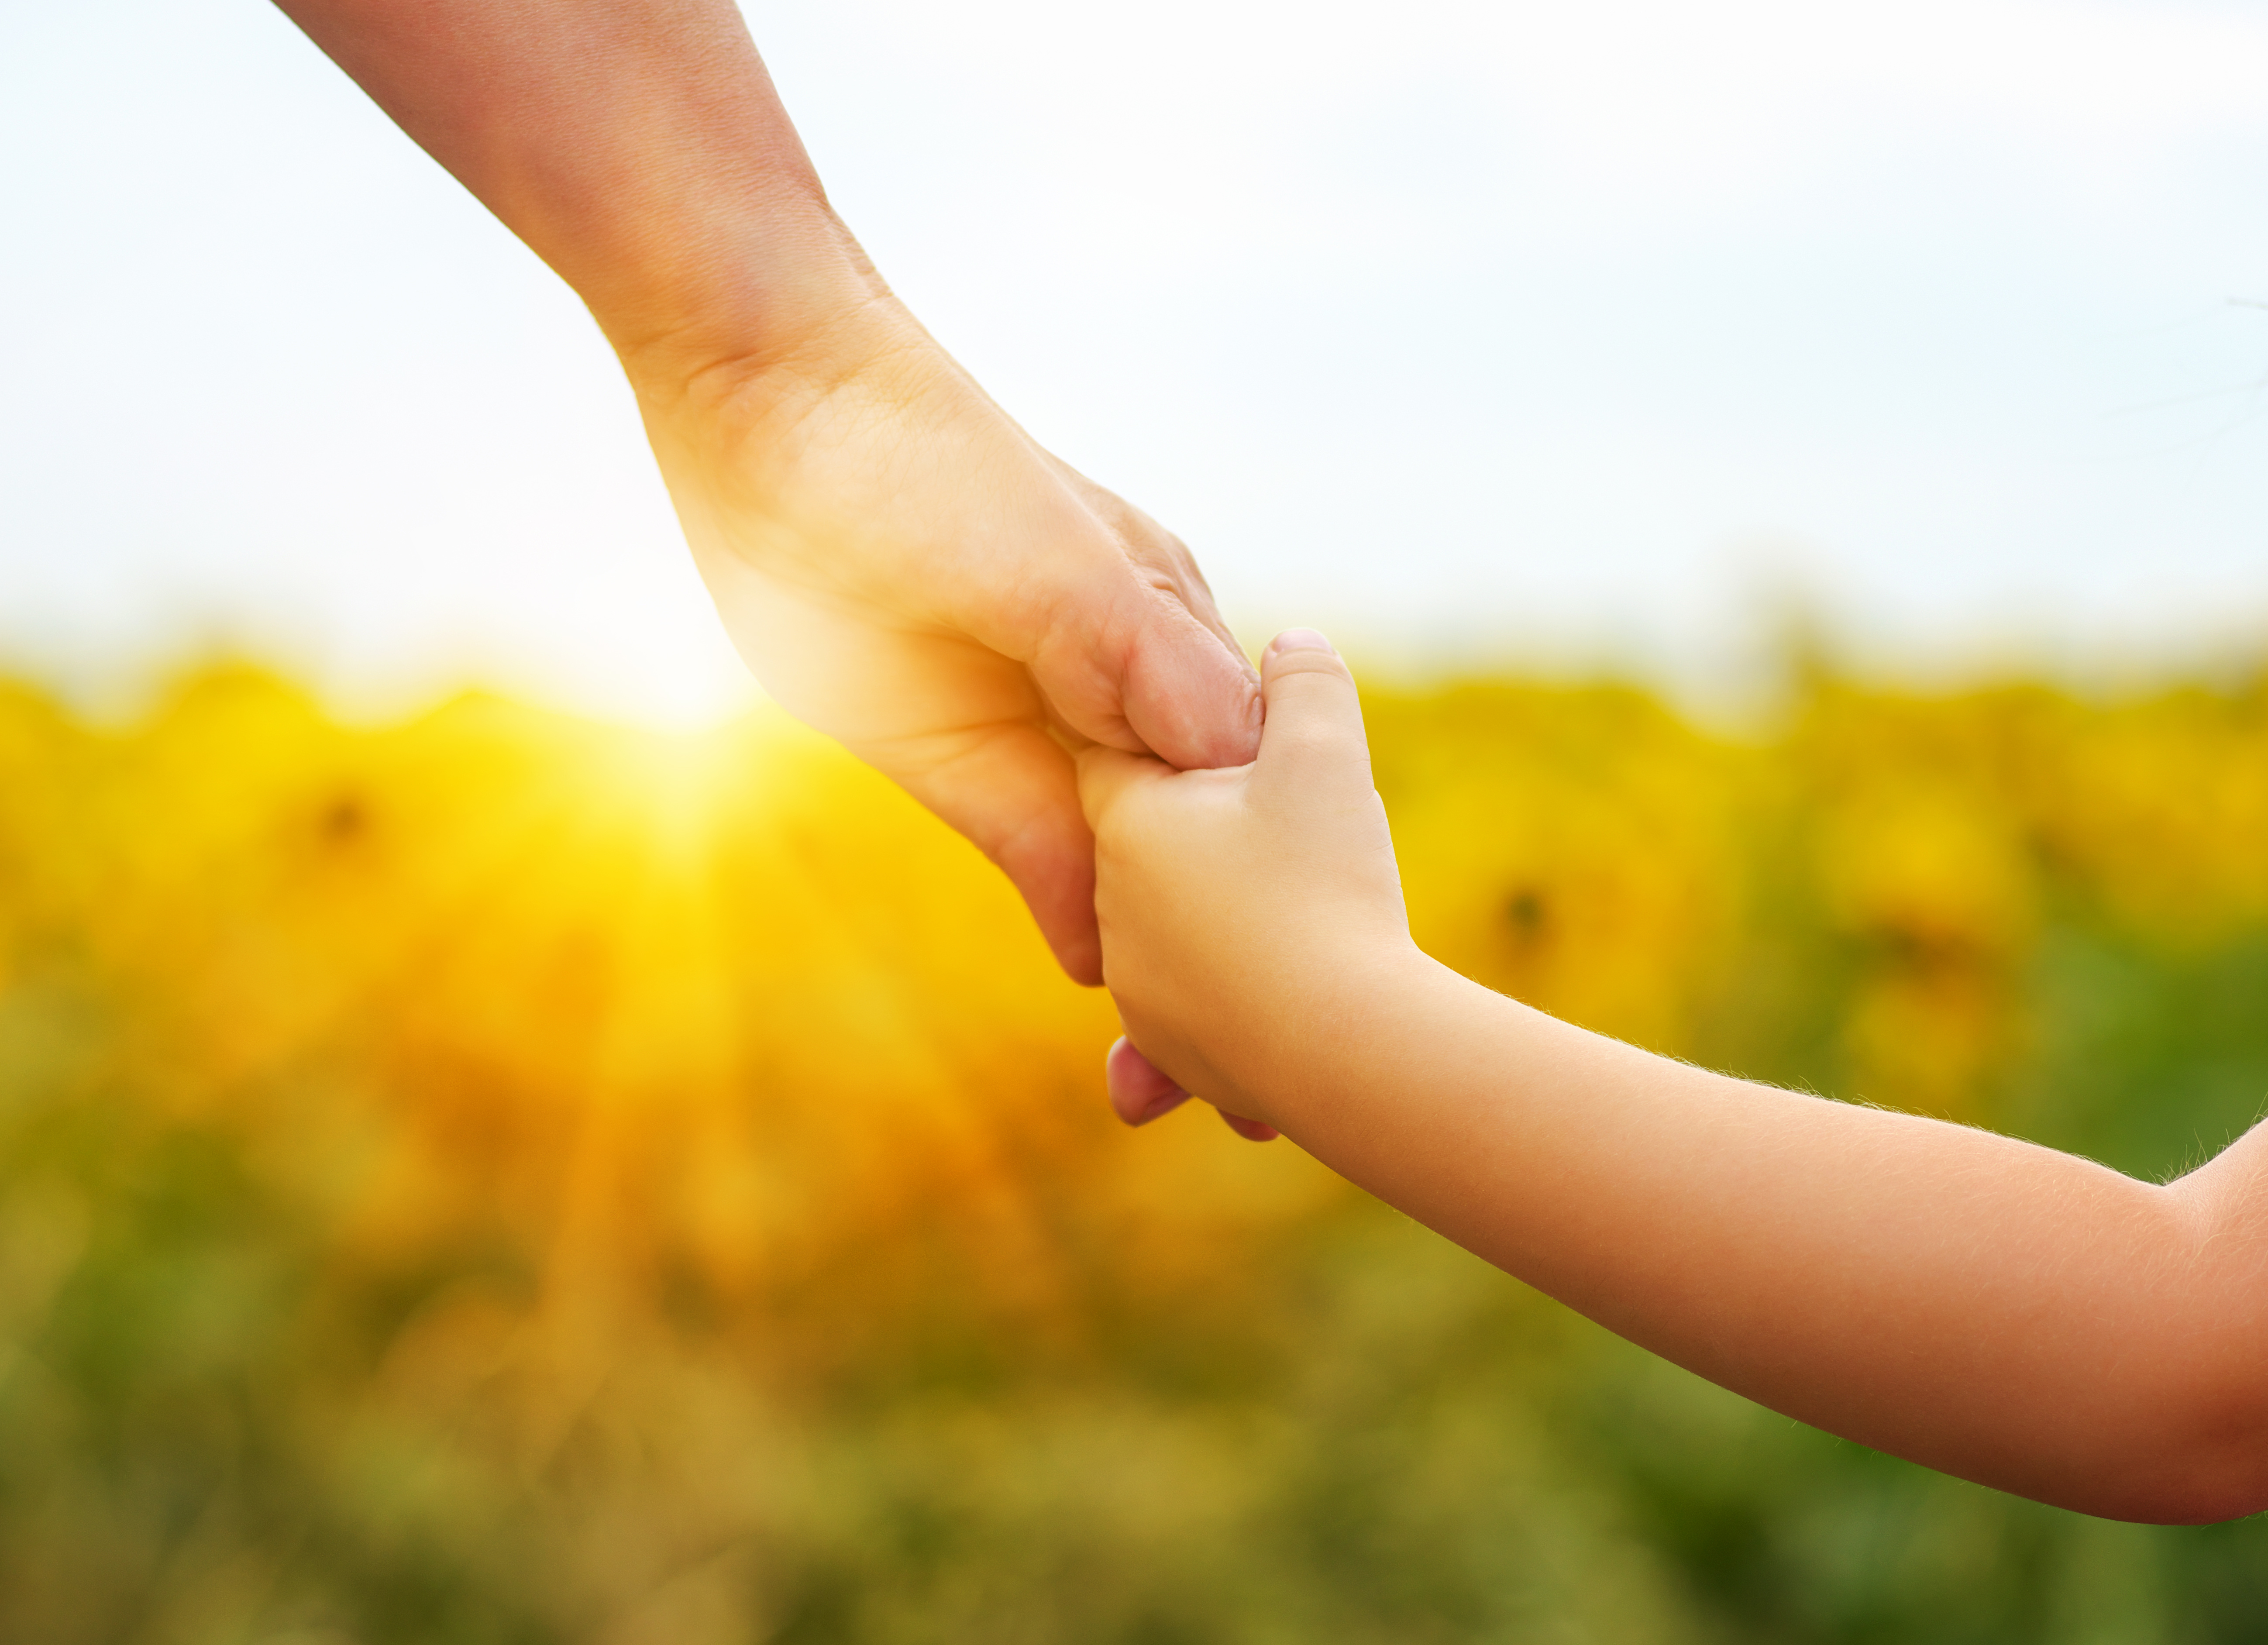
[1271,628,1333,655]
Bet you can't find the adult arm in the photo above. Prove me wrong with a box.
[1081,633,2268,1524]
[272,0,1261,982]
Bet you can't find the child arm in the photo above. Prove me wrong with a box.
[1079,632,2268,1525]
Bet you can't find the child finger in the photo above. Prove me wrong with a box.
[1255,630,1370,792]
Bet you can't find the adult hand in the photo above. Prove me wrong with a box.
[636,299,1259,983]
[276,0,1260,984]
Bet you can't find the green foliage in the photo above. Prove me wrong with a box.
[1,663,2265,1643]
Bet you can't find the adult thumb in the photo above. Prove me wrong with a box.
[1255,629,1371,795]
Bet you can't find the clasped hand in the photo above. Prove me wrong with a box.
[633,295,1262,988]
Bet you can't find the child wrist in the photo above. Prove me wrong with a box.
[1227,936,1437,1127]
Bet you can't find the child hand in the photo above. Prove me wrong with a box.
[1079,631,1419,1138]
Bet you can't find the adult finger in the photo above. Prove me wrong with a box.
[1028,571,1260,776]
[1057,478,1262,772]
[1106,1036,1191,1126]
[1108,1038,1277,1141]
[690,544,1109,984]
[1117,590,1266,774]
[981,470,1260,775]
[860,718,1101,985]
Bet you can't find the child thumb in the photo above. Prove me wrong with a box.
[1256,630,1371,791]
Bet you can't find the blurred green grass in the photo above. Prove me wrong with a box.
[2,662,2266,1644]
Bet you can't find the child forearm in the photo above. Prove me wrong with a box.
[1083,637,2268,1525]
[1278,948,2268,1523]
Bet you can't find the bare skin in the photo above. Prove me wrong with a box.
[267,0,2268,1524]
[273,0,1262,986]
[1081,630,2268,1525]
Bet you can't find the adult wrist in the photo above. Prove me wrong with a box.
[607,228,884,397]
[610,245,927,474]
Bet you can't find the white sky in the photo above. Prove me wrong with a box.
[7,0,2268,722]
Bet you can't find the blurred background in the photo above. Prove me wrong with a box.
[6,1,2268,1640]
[11,0,2268,716]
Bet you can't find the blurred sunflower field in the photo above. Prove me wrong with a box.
[4,658,2268,1645]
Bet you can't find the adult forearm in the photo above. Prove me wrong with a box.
[274,0,876,375]
[1284,954,2268,1521]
